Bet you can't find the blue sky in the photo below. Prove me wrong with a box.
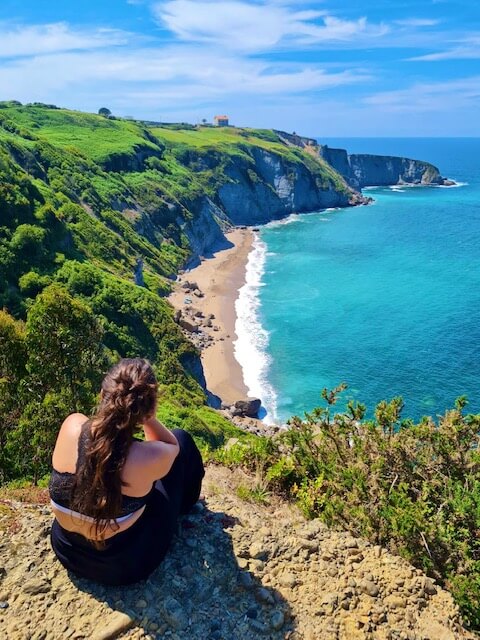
[0,0,479,136]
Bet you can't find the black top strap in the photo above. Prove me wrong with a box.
[75,420,91,471]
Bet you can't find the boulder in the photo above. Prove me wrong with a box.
[234,398,262,418]
[181,280,199,291]
[179,318,199,333]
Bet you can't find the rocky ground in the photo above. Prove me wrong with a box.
[0,466,476,640]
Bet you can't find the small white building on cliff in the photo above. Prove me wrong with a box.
[214,115,229,127]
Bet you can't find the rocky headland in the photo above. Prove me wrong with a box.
[0,465,475,640]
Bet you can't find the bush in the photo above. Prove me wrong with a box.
[232,387,480,629]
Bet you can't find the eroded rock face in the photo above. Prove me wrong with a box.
[319,145,448,189]
[217,149,354,226]
[182,197,233,267]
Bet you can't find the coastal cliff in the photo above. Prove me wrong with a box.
[318,145,449,189]
[272,130,451,190]
[215,146,360,226]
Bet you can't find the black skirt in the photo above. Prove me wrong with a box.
[50,429,205,586]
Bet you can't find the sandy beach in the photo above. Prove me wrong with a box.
[169,229,253,406]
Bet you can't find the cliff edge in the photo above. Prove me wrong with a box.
[0,466,474,640]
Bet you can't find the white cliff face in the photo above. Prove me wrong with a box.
[182,197,233,266]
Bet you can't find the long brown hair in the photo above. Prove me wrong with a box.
[72,358,157,541]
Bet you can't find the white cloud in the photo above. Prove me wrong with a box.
[363,76,480,113]
[152,1,388,52]
[408,35,480,60]
[0,22,128,58]
[395,18,440,27]
[0,45,370,108]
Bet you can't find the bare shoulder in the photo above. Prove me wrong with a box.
[59,413,89,436]
[52,413,89,472]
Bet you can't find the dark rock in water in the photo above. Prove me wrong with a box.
[442,178,456,186]
[234,398,262,418]
[252,227,260,232]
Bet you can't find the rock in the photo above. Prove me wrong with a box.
[249,541,268,560]
[22,578,51,595]
[234,398,262,418]
[279,573,297,588]
[179,317,199,333]
[423,577,437,595]
[255,587,275,605]
[270,610,285,631]
[0,601,9,609]
[181,280,198,291]
[359,580,379,597]
[135,598,147,609]
[225,437,240,450]
[248,618,270,634]
[237,571,254,590]
[384,595,406,609]
[162,596,188,630]
[91,612,134,640]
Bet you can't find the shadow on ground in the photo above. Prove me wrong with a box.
[72,503,294,639]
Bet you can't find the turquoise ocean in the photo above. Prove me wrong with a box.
[234,138,480,424]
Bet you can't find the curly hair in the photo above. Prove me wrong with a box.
[71,358,157,542]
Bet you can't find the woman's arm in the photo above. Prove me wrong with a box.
[142,415,179,446]
[140,416,180,479]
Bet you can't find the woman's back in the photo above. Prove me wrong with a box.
[50,413,156,539]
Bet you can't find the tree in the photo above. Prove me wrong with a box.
[25,284,106,408]
[0,311,27,481]
[98,107,112,118]
[0,285,109,481]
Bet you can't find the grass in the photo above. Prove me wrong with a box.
[0,104,161,163]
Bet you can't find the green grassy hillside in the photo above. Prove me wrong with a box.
[0,101,351,480]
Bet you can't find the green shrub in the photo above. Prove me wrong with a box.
[233,386,480,629]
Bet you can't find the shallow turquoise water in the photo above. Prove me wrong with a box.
[243,139,480,423]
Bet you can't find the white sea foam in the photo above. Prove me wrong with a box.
[265,213,301,228]
[233,235,279,424]
[437,181,467,188]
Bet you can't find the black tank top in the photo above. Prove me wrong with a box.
[49,421,152,517]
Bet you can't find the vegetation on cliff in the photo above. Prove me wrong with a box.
[216,388,480,628]
[1,102,349,483]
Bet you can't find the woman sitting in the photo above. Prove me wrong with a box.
[49,358,205,585]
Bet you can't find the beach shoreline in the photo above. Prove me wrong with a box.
[168,228,254,407]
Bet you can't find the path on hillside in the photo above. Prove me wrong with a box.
[0,466,475,640]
